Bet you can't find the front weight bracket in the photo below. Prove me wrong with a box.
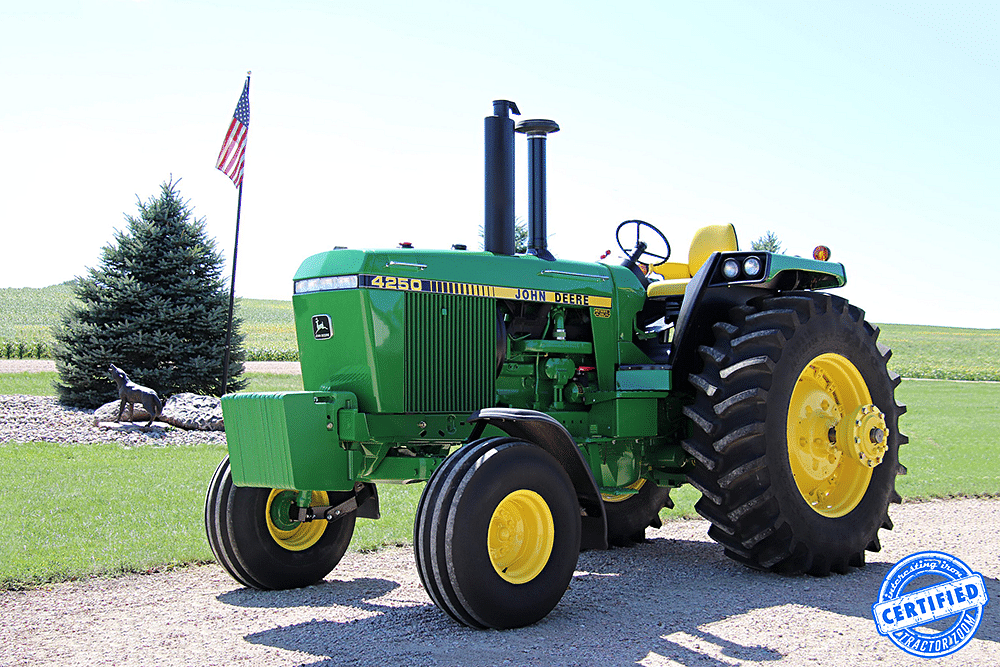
[294,483,377,523]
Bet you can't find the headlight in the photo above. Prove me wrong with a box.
[294,275,359,295]
[743,256,762,277]
[722,259,741,279]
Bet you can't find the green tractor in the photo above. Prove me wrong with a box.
[205,100,906,629]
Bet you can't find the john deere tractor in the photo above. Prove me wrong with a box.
[205,100,906,629]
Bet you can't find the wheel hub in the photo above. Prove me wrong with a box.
[487,490,554,584]
[266,489,329,551]
[845,404,889,468]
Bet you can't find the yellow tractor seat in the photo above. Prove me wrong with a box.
[647,224,738,298]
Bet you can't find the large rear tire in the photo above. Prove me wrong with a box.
[414,438,581,629]
[602,480,674,546]
[205,456,356,589]
[682,292,907,575]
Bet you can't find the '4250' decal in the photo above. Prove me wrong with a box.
[360,274,613,310]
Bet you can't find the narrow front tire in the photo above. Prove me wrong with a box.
[205,456,356,589]
[415,439,581,629]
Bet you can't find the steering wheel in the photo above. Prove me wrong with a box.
[615,220,670,265]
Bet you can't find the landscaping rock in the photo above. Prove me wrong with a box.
[92,400,155,426]
[161,393,225,431]
[1,395,225,446]
[92,393,224,431]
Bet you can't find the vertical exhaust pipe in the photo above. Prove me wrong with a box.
[484,100,519,256]
[516,119,559,261]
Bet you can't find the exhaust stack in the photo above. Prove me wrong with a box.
[484,100,519,256]
[516,119,559,261]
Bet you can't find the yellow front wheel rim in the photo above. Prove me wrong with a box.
[488,490,555,584]
[266,489,329,551]
[787,353,888,518]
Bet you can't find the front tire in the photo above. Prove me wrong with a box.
[414,438,581,629]
[205,456,356,589]
[683,292,907,575]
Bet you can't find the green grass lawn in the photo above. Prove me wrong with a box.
[0,442,226,589]
[0,441,421,589]
[893,379,1000,498]
[0,372,56,396]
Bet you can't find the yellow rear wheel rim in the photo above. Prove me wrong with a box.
[787,353,887,518]
[487,490,555,584]
[601,479,645,503]
[266,489,329,551]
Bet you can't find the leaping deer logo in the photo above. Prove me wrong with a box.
[312,314,332,340]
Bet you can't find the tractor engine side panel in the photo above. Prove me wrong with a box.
[294,286,496,415]
[294,288,405,413]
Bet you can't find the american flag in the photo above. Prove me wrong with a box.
[216,77,250,187]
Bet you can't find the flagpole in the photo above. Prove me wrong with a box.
[220,70,250,396]
[221,179,243,395]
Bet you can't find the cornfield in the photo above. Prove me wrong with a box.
[0,284,299,361]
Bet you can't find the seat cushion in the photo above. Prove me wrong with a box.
[646,279,689,297]
[649,261,690,280]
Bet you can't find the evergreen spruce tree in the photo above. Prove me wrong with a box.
[54,178,246,407]
[751,230,783,254]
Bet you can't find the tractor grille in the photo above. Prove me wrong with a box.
[405,291,495,413]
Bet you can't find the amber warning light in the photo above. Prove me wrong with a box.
[813,245,831,261]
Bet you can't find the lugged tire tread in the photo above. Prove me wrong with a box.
[683,291,907,576]
[713,388,766,419]
[604,483,674,547]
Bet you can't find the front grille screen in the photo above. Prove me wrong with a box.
[405,292,495,413]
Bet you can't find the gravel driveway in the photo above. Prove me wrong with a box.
[2,498,998,667]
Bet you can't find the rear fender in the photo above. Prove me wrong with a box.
[669,252,845,389]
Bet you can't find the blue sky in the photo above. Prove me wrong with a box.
[1,1,997,327]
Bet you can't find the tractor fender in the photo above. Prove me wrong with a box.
[670,254,767,388]
[467,407,608,550]
[669,252,844,389]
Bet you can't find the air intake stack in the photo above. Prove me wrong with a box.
[516,118,559,261]
[484,100,519,256]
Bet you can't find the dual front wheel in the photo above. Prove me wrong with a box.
[205,458,355,590]
[414,437,582,629]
